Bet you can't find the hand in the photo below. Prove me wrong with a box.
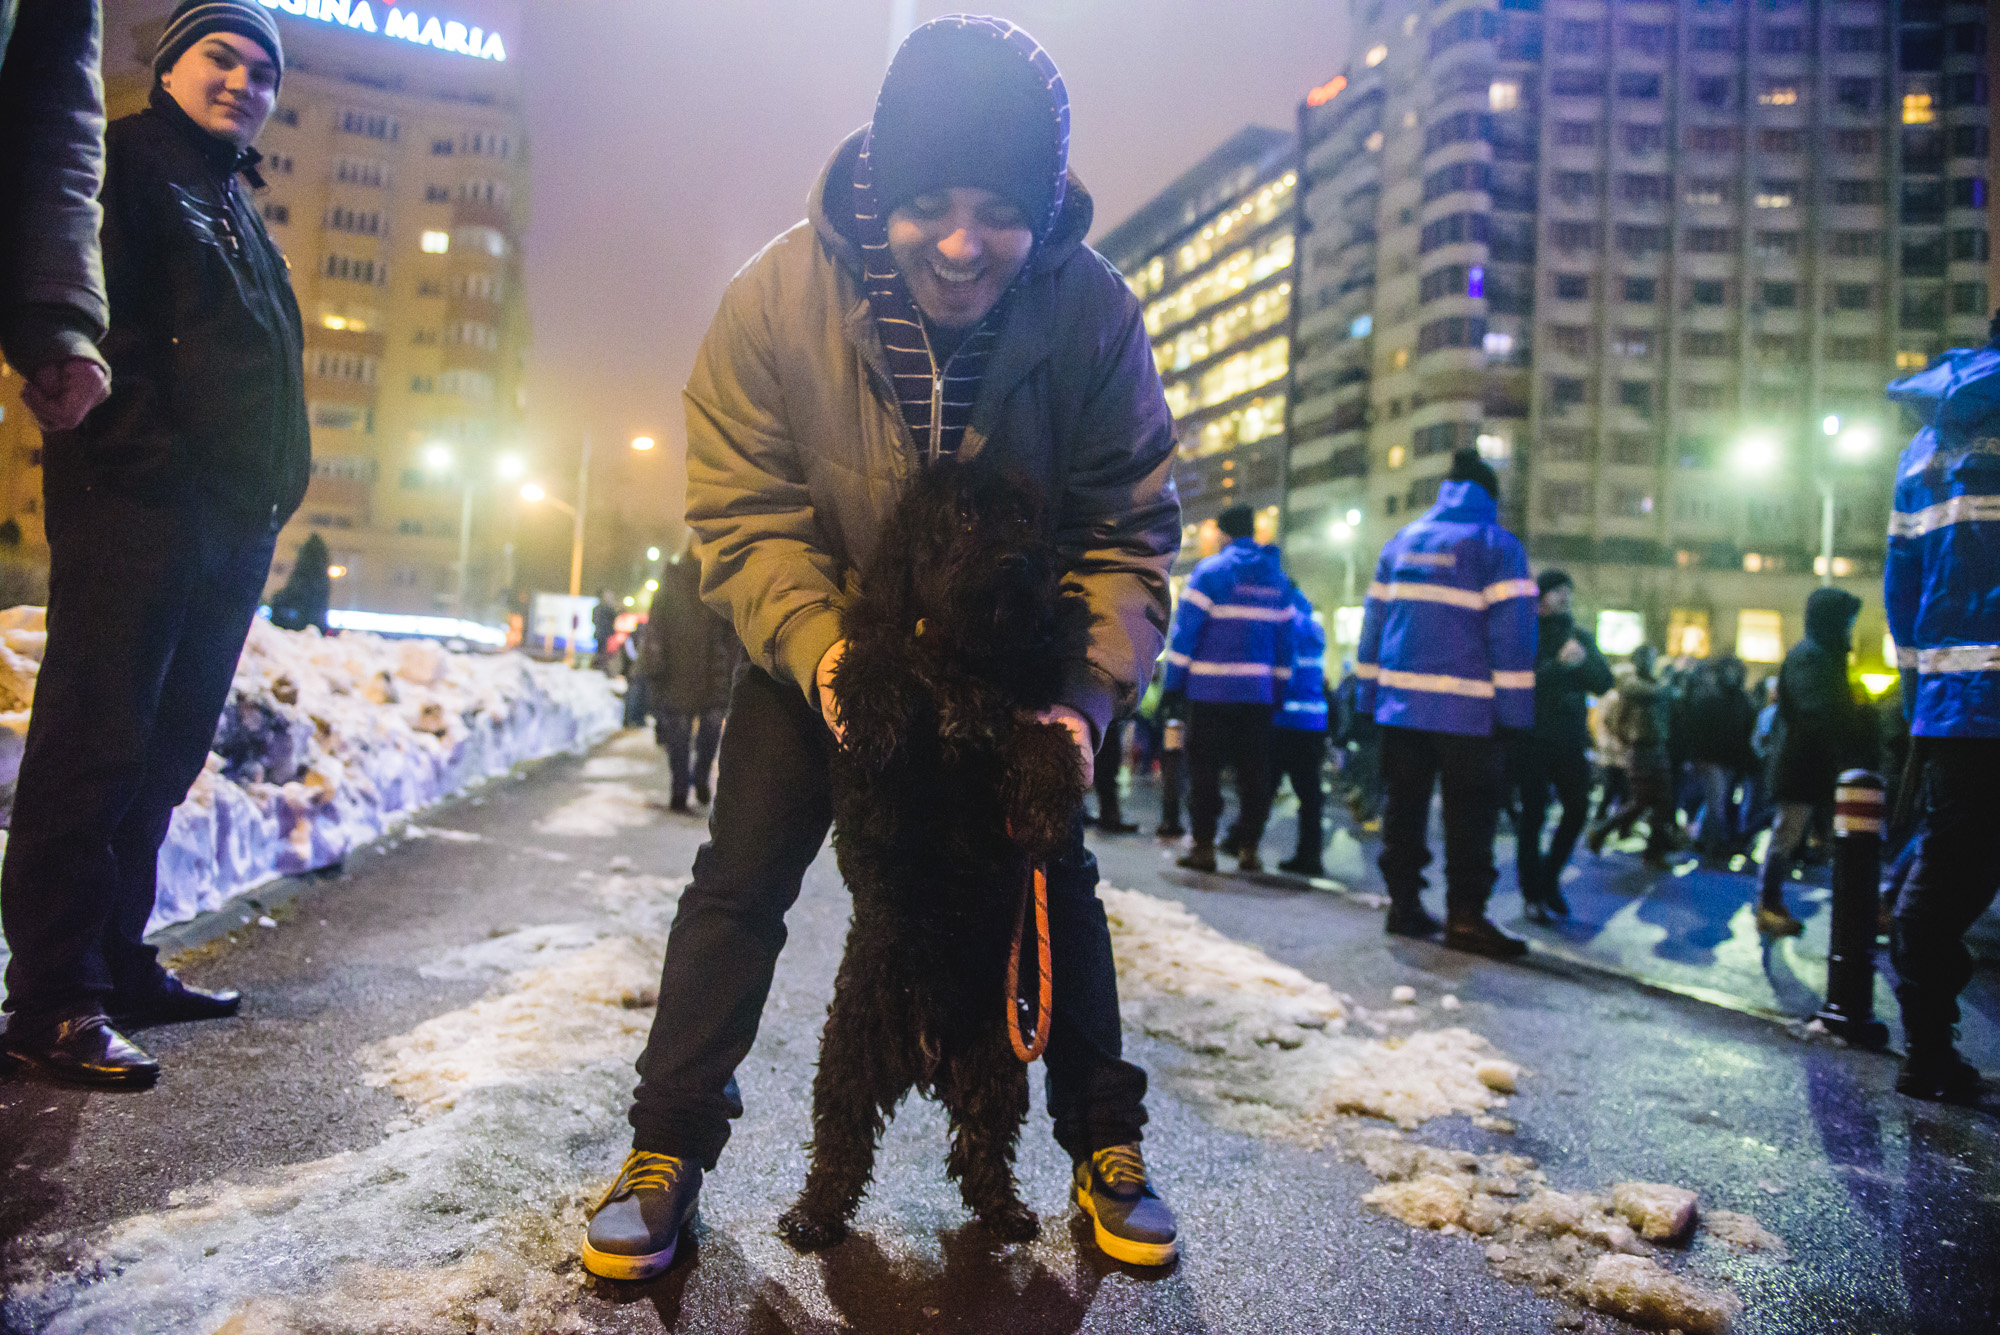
[815,639,846,742]
[22,358,110,433]
[1035,705,1094,788]
[1558,638,1586,668]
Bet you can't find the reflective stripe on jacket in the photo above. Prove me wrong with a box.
[1355,479,1537,736]
[1886,345,2000,738]
[1276,587,1327,732]
[1161,538,1294,705]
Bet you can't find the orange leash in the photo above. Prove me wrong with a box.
[1006,865,1053,1062]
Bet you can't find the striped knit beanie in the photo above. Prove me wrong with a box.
[155,0,284,88]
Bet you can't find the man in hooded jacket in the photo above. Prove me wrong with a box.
[1516,569,1611,917]
[583,17,1183,1280]
[1757,587,1874,935]
[1881,328,2000,1101]
[1356,448,1538,958]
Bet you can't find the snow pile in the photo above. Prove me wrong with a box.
[1101,886,1519,1133]
[1102,886,1781,1332]
[3,871,681,1335]
[0,609,621,935]
[534,780,658,837]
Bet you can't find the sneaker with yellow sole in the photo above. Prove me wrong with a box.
[1073,1144,1178,1266]
[581,1150,701,1281]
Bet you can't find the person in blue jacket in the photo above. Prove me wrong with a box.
[1270,589,1330,876]
[1160,503,1293,873]
[1356,448,1538,957]
[1882,325,2000,1102]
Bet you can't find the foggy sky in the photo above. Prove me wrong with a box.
[515,1,1351,544]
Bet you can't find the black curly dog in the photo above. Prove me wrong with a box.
[777,460,1090,1250]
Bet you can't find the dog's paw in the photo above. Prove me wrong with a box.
[977,1200,1041,1243]
[777,1205,850,1252]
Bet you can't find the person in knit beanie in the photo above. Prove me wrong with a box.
[0,0,307,1086]
[588,13,1183,1283]
[154,0,284,149]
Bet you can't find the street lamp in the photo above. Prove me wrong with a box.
[1328,519,1357,603]
[519,433,591,598]
[631,435,656,452]
[1815,416,1878,586]
[1730,433,1781,476]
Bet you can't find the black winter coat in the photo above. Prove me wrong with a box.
[642,558,737,713]
[1770,588,1874,804]
[1681,674,1757,770]
[48,88,309,526]
[1530,612,1613,753]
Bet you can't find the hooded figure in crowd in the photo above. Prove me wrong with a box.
[1516,568,1611,917]
[1757,586,1873,936]
[1,0,307,1088]
[582,15,1183,1281]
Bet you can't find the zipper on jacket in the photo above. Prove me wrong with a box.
[917,319,943,464]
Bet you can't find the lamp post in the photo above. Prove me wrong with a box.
[1818,415,1877,586]
[1327,507,1362,603]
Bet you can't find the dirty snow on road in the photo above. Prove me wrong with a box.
[1102,885,1786,1332]
[2,870,681,1335]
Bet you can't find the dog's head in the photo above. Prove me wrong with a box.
[869,461,1071,673]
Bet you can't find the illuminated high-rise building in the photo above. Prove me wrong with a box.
[1284,0,1989,668]
[1099,128,1299,567]
[92,0,531,617]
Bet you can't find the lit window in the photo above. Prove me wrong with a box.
[1903,92,1935,125]
[1743,553,1764,573]
[1483,331,1514,356]
[1365,131,1385,152]
[1365,43,1387,67]
[1489,81,1519,111]
[1737,610,1784,663]
[1350,314,1373,338]
[1391,347,1410,369]
[420,230,450,254]
[1896,350,1928,369]
[1757,86,1799,107]
[1387,444,1407,468]
[1476,433,1509,460]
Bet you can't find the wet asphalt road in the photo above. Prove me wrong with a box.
[2,732,1997,1334]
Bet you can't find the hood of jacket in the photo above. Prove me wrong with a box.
[809,126,1095,285]
[1805,586,1861,653]
[1422,478,1499,527]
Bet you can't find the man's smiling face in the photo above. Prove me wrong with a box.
[162,32,277,148]
[886,187,1035,332]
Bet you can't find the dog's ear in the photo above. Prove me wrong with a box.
[998,719,1086,860]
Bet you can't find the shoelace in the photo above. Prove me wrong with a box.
[1092,1145,1149,1195]
[598,1151,684,1210]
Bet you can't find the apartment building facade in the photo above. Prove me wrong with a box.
[93,1,531,618]
[1098,127,1299,567]
[1284,0,1989,668]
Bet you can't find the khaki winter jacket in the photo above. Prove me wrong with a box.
[683,128,1181,739]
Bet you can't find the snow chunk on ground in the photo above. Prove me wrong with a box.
[1102,887,1519,1133]
[1705,1209,1789,1258]
[1613,1182,1699,1241]
[535,781,657,837]
[1583,1254,1740,1334]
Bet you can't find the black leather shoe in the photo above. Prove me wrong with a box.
[111,973,242,1027]
[1277,856,1325,878]
[1444,917,1530,960]
[1385,904,1443,938]
[1097,818,1140,834]
[3,1013,159,1088]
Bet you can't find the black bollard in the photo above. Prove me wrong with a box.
[1813,769,1890,1048]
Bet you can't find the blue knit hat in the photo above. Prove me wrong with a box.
[155,0,284,89]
